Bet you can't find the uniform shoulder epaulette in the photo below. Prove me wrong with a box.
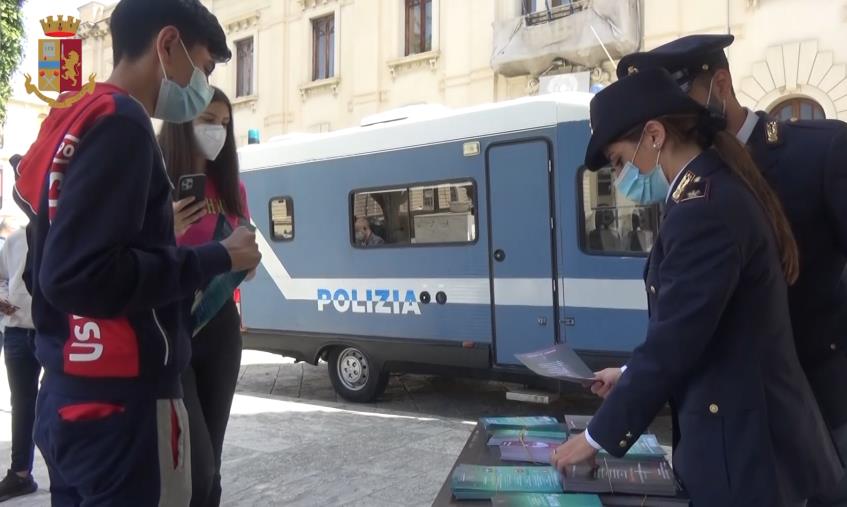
[764,119,783,146]
[671,170,710,203]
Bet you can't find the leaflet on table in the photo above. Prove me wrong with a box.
[515,344,596,383]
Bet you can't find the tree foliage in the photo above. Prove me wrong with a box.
[0,0,26,124]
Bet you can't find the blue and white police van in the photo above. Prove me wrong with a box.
[237,94,660,402]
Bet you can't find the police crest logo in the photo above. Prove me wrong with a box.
[23,15,96,109]
[766,120,781,144]
[672,171,709,203]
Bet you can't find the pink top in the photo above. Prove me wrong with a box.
[177,179,251,247]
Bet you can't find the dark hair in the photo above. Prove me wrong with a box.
[619,113,799,284]
[110,0,231,65]
[158,87,243,217]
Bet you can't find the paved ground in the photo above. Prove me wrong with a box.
[0,350,671,506]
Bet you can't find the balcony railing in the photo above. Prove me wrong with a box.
[524,1,590,27]
[492,0,642,78]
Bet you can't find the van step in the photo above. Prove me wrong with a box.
[505,389,559,404]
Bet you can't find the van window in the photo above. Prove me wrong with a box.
[270,196,294,241]
[580,167,660,255]
[351,180,476,247]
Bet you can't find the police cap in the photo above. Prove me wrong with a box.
[585,68,709,171]
[616,34,734,92]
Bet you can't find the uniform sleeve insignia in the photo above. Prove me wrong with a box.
[672,171,710,203]
[766,120,780,144]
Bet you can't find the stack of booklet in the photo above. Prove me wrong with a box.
[480,416,563,432]
[451,465,563,500]
[487,427,569,447]
[448,413,683,502]
[486,416,664,464]
[491,493,603,506]
[560,458,678,497]
[495,433,666,464]
[451,461,679,501]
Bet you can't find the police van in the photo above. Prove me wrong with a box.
[237,94,660,402]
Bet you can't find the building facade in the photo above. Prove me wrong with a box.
[70,0,847,145]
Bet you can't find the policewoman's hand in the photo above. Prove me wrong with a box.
[221,226,261,272]
[590,367,623,399]
[551,432,598,473]
[173,197,207,237]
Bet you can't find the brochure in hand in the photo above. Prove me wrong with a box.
[190,214,250,337]
[515,344,596,384]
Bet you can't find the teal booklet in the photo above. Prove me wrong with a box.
[492,493,602,507]
[480,416,562,432]
[498,439,558,464]
[190,214,250,336]
[451,464,563,500]
[488,426,569,446]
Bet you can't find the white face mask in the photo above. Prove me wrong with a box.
[193,123,227,161]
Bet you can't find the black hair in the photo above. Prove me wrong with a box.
[158,87,244,217]
[110,0,231,65]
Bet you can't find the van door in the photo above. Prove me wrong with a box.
[487,140,557,365]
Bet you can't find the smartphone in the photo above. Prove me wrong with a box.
[175,174,207,203]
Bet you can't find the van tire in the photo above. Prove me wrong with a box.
[327,346,389,402]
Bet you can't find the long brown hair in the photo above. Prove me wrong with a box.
[620,114,799,284]
[158,87,243,217]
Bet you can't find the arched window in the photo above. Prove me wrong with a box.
[770,98,825,121]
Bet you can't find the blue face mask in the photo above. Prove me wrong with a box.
[153,39,213,123]
[613,132,669,205]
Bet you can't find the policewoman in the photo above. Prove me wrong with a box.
[550,68,842,506]
[616,35,847,506]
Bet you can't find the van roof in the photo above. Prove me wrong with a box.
[239,93,592,172]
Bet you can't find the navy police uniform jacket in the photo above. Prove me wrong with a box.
[587,150,842,506]
[748,112,847,429]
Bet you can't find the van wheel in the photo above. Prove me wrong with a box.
[327,346,388,403]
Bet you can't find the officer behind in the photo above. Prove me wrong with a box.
[550,68,842,506]
[610,34,847,506]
